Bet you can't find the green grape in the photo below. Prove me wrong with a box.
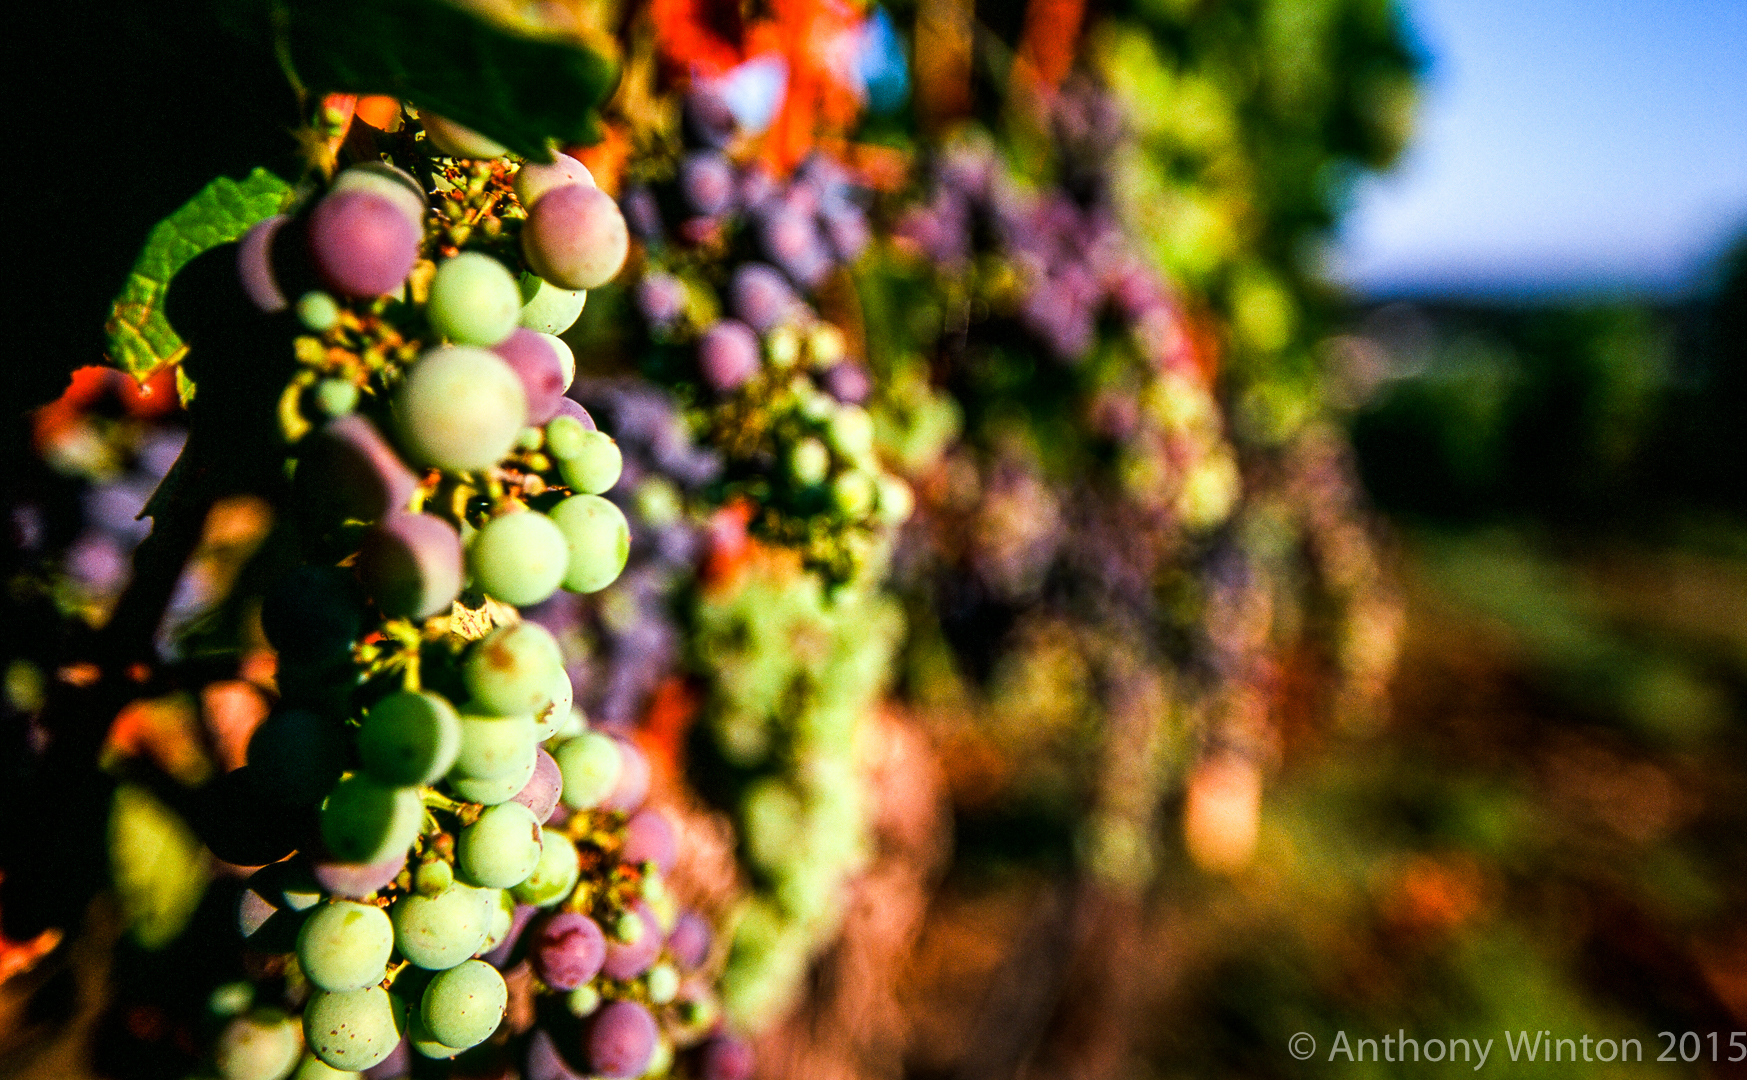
[407,1009,462,1059]
[566,983,601,1017]
[420,959,507,1051]
[216,1009,302,1080]
[646,962,680,1005]
[357,691,461,787]
[548,494,630,593]
[392,346,528,473]
[831,469,875,517]
[415,858,454,896]
[827,404,875,461]
[555,430,622,494]
[209,981,254,1018]
[392,884,492,969]
[518,272,588,336]
[509,830,580,907]
[553,731,622,810]
[545,415,587,460]
[453,712,538,779]
[298,292,342,333]
[314,377,358,417]
[468,510,570,606]
[296,901,394,992]
[462,622,565,716]
[476,887,516,955]
[456,802,542,888]
[293,1053,361,1080]
[319,776,424,866]
[789,438,830,486]
[422,114,507,159]
[447,752,537,805]
[875,474,913,525]
[427,252,520,346]
[302,987,403,1072]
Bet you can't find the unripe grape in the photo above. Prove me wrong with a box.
[514,154,595,209]
[238,215,291,313]
[302,987,403,1071]
[357,690,461,786]
[422,114,507,158]
[519,272,588,336]
[521,184,629,290]
[427,253,521,346]
[457,801,543,888]
[509,829,580,906]
[216,1009,302,1080]
[831,469,875,517]
[320,775,424,866]
[789,437,830,486]
[553,731,621,810]
[420,960,506,1050]
[307,190,421,298]
[549,494,630,593]
[468,510,569,606]
[356,513,463,620]
[296,901,394,992]
[463,621,566,715]
[453,712,538,779]
[827,404,875,460]
[392,884,492,969]
[555,430,622,494]
[313,377,357,416]
[448,747,538,805]
[601,902,660,981]
[392,346,528,473]
[646,962,680,1004]
[545,415,588,461]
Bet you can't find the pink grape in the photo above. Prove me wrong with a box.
[521,184,629,291]
[701,1036,755,1080]
[312,855,408,900]
[697,320,760,393]
[587,1000,657,1078]
[296,413,419,524]
[619,809,676,873]
[492,329,568,424]
[515,154,595,210]
[680,152,736,215]
[237,214,290,313]
[357,512,464,619]
[511,748,564,822]
[728,263,798,332]
[307,189,422,298]
[531,911,606,991]
[666,911,711,971]
[550,397,598,430]
[600,902,659,981]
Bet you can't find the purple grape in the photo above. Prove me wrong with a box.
[481,903,538,968]
[551,396,597,430]
[296,413,420,524]
[356,512,464,619]
[260,565,365,663]
[237,214,290,313]
[512,748,564,822]
[737,166,777,210]
[84,478,155,542]
[493,328,567,424]
[678,215,723,247]
[697,320,760,393]
[65,532,128,594]
[532,911,607,990]
[728,263,798,332]
[819,362,871,405]
[527,1027,587,1080]
[601,902,660,981]
[757,206,830,287]
[681,152,737,216]
[666,911,711,971]
[602,739,649,813]
[636,272,687,327]
[587,1000,657,1078]
[701,1035,755,1080]
[822,204,870,262]
[621,185,664,242]
[137,429,187,480]
[311,854,407,899]
[619,809,676,873]
[683,87,737,149]
[363,1038,411,1079]
[307,189,422,298]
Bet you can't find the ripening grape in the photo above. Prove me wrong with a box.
[488,329,566,426]
[260,565,365,664]
[214,1009,301,1080]
[587,999,658,1078]
[519,272,588,336]
[237,214,290,313]
[303,987,403,1071]
[392,346,528,473]
[311,855,407,900]
[509,829,580,906]
[636,272,687,328]
[521,184,629,291]
[602,739,650,813]
[697,320,760,393]
[514,154,594,209]
[601,901,660,981]
[527,1027,587,1080]
[319,775,424,866]
[554,430,622,495]
[548,494,630,593]
[419,959,507,1049]
[330,161,427,230]
[357,690,461,786]
[449,746,539,805]
[728,263,797,333]
[468,509,569,606]
[550,397,596,430]
[531,910,606,991]
[392,884,493,969]
[296,901,394,992]
[307,190,422,298]
[462,621,565,715]
[543,333,576,390]
[620,809,677,874]
[700,1035,755,1080]
[422,114,507,158]
[681,152,736,215]
[553,730,621,810]
[512,748,564,820]
[295,414,419,526]
[427,252,521,346]
[667,911,712,971]
[456,801,542,888]
[356,512,464,620]
[453,711,538,779]
[248,709,347,806]
[820,361,871,404]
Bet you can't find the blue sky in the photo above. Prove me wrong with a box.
[1330,0,1747,298]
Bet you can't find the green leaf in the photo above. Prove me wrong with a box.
[105,168,293,381]
[262,0,617,160]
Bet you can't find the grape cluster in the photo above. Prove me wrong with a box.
[180,118,740,1080]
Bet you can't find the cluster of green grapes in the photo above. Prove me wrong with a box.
[179,113,744,1080]
[687,560,904,1025]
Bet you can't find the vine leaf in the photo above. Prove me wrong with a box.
[246,0,618,161]
[104,168,293,382]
